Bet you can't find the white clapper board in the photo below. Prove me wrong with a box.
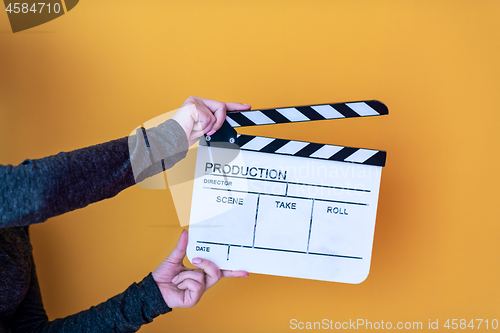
[186,101,388,284]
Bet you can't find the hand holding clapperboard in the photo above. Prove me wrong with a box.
[171,101,388,284]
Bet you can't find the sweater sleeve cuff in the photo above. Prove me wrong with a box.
[139,273,172,316]
[128,118,189,183]
[156,119,189,168]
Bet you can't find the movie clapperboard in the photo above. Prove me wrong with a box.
[186,101,388,283]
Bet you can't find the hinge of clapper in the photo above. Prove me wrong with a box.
[200,120,240,166]
[202,120,238,148]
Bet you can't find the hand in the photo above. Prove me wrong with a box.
[171,96,251,146]
[152,229,249,308]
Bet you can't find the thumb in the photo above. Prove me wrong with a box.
[166,229,188,264]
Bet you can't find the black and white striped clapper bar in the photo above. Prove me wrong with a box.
[187,100,388,284]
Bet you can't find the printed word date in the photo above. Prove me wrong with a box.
[195,246,210,252]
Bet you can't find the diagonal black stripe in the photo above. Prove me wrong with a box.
[295,106,325,121]
[260,138,289,153]
[363,151,387,167]
[329,147,359,161]
[294,143,324,157]
[227,113,256,127]
[261,109,291,124]
[235,138,386,167]
[236,135,256,147]
[331,103,360,118]
[140,127,150,148]
[365,100,389,115]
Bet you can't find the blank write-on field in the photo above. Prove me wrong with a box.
[187,101,388,283]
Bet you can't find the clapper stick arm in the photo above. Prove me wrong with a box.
[201,100,389,165]
[225,100,389,128]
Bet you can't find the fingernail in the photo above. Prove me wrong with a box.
[177,282,183,288]
[206,130,215,136]
[243,104,251,106]
[192,258,202,264]
[172,275,178,283]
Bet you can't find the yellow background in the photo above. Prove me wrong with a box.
[1,1,499,332]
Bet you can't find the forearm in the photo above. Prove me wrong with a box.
[0,119,188,228]
[10,263,171,333]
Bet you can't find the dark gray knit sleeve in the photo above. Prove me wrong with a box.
[0,119,188,229]
[9,255,171,333]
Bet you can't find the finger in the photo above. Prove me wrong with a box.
[200,105,222,136]
[177,278,204,294]
[197,98,251,135]
[221,270,249,278]
[207,102,251,135]
[188,129,205,142]
[197,97,250,113]
[225,102,252,112]
[191,258,222,289]
[172,270,205,286]
[196,97,226,113]
[195,98,225,136]
[207,103,226,136]
[165,229,188,265]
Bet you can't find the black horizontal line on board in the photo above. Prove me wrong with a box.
[202,187,368,206]
[196,241,362,260]
[205,173,371,193]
